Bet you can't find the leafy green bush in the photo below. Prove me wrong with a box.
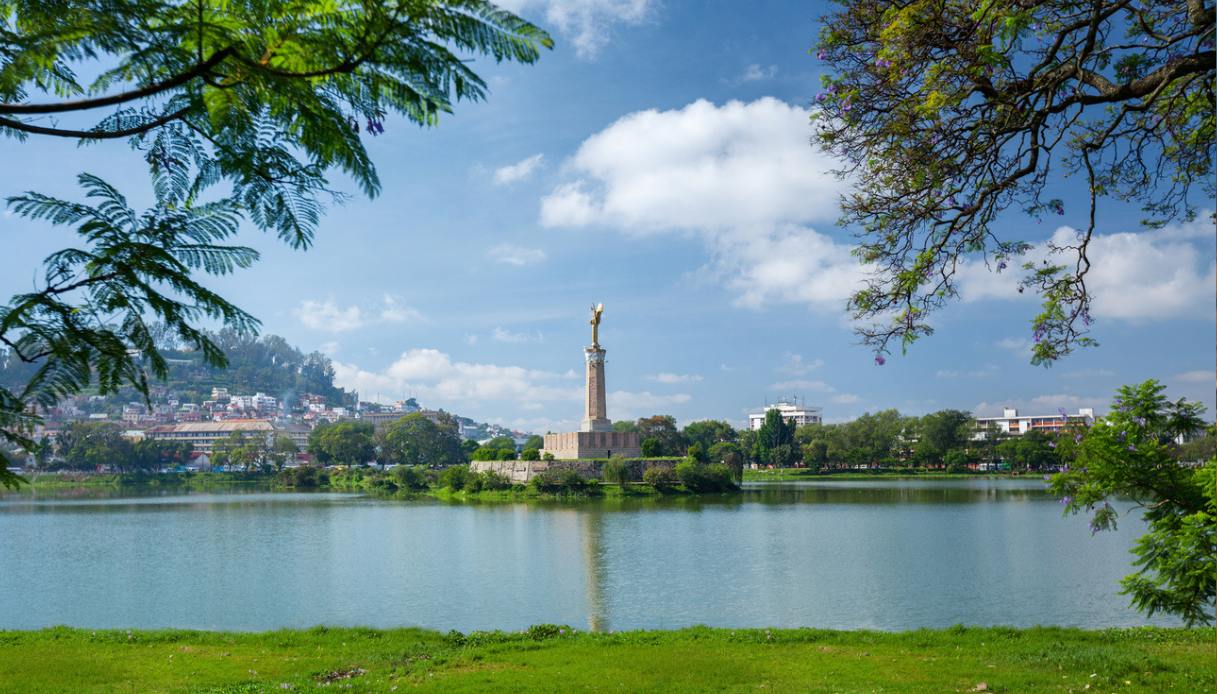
[529,468,589,494]
[465,470,513,493]
[643,465,678,493]
[602,457,630,486]
[276,466,329,488]
[944,449,974,473]
[521,447,540,461]
[675,461,737,492]
[439,465,470,490]
[641,438,662,457]
[391,465,429,491]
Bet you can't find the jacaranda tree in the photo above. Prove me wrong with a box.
[0,1,552,487]
[814,0,1214,365]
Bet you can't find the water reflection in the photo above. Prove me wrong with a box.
[0,479,1167,632]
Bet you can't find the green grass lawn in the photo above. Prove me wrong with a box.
[0,625,1210,693]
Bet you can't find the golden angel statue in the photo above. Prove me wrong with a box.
[589,303,604,347]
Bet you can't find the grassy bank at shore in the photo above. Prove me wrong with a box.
[0,625,1210,693]
[742,468,1020,482]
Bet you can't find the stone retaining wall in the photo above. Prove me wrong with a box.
[469,458,678,485]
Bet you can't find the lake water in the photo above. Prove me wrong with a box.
[0,479,1173,632]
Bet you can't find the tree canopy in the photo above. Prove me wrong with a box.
[814,0,1214,364]
[1051,380,1214,625]
[0,1,551,487]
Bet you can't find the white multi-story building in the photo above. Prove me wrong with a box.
[748,401,823,431]
[974,407,1095,439]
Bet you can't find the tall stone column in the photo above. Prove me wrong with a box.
[581,346,611,432]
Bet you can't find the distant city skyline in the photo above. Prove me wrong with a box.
[1,0,1212,433]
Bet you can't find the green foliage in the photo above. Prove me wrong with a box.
[308,421,374,466]
[674,460,737,493]
[438,465,470,491]
[522,434,544,450]
[378,413,465,468]
[642,465,678,493]
[682,420,737,451]
[529,468,589,494]
[276,466,329,489]
[640,437,662,457]
[707,441,745,483]
[520,447,540,461]
[473,436,517,461]
[686,442,708,464]
[753,409,796,465]
[943,449,974,474]
[996,430,1060,471]
[0,0,551,487]
[463,470,512,493]
[391,465,429,492]
[815,0,1214,363]
[602,456,631,486]
[1051,380,1215,626]
[636,415,686,456]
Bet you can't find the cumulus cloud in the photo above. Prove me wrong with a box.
[294,295,422,332]
[646,372,703,384]
[293,299,367,333]
[489,244,547,266]
[957,217,1216,322]
[540,98,862,311]
[1174,370,1212,383]
[331,347,691,426]
[936,366,996,379]
[496,0,653,58]
[768,379,835,393]
[492,154,545,185]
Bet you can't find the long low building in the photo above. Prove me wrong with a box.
[974,407,1095,439]
[144,419,275,453]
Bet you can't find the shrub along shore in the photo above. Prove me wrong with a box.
[0,625,1210,693]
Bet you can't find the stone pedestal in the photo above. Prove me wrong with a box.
[581,347,611,432]
[541,431,641,460]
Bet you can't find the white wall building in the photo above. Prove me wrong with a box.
[974,407,1096,439]
[748,401,823,431]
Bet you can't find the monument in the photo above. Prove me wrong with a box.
[541,304,641,460]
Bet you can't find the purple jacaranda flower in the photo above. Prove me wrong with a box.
[842,100,853,112]
[1117,430,1127,441]
[997,260,1008,271]
[1127,444,1136,452]
[1134,416,1147,427]
[1043,475,1052,481]
[1074,433,1083,443]
[1058,407,1069,418]
[817,49,828,60]
[816,92,828,103]
[1049,441,1056,449]
[1060,495,1073,505]
[1089,520,1101,535]
[945,195,957,207]
[874,354,886,366]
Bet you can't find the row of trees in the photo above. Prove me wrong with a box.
[36,422,193,473]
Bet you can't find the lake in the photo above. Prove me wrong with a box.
[0,478,1172,632]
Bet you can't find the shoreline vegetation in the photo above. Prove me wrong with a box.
[7,466,1027,498]
[0,625,1210,693]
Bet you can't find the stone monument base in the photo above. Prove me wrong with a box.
[541,431,641,460]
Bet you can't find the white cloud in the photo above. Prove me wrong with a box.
[540,98,861,311]
[995,337,1031,354]
[496,0,653,58]
[489,244,547,266]
[734,63,778,83]
[379,294,423,323]
[492,326,544,343]
[318,341,340,356]
[779,352,824,376]
[293,299,366,333]
[464,334,478,346]
[1174,370,1212,383]
[830,393,861,404]
[331,347,690,427]
[492,154,545,185]
[646,372,703,384]
[958,217,1216,322]
[295,295,422,332]
[608,390,692,417]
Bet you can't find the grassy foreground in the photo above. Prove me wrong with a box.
[0,625,1211,693]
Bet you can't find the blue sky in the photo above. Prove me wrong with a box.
[1,0,1213,433]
